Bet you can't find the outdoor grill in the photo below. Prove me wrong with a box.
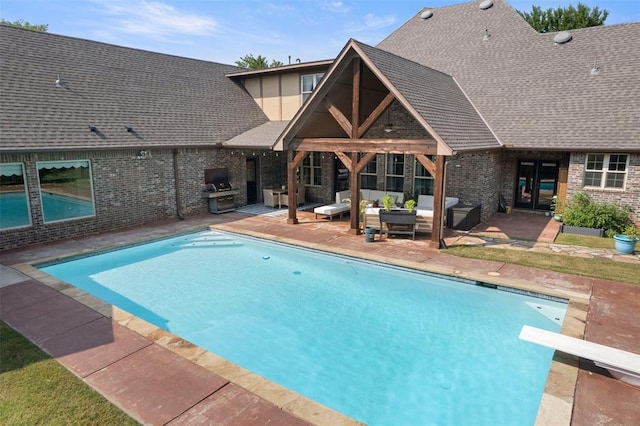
[204,168,237,213]
[209,181,233,192]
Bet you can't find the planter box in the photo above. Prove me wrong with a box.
[379,210,417,240]
[379,210,417,225]
[560,224,604,237]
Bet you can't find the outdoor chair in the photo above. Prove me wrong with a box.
[296,184,306,206]
[263,189,279,208]
[279,192,289,207]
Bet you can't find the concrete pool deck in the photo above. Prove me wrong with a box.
[1,211,638,425]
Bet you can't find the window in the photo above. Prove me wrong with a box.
[37,160,96,223]
[301,153,321,186]
[301,73,324,103]
[584,154,628,189]
[360,153,377,190]
[414,156,435,197]
[385,154,405,192]
[0,163,31,229]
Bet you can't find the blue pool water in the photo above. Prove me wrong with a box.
[41,231,566,425]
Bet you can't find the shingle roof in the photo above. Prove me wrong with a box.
[377,0,640,151]
[353,41,500,152]
[0,25,268,152]
[223,121,289,148]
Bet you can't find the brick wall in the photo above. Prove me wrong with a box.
[446,151,504,220]
[0,148,260,250]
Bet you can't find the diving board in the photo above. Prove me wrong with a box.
[519,325,640,387]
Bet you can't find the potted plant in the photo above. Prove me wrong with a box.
[551,195,563,222]
[379,194,417,239]
[382,193,395,211]
[404,199,416,213]
[613,225,639,254]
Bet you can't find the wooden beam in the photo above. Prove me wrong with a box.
[357,92,395,138]
[354,151,377,174]
[352,58,361,139]
[415,153,436,177]
[335,151,352,170]
[323,97,352,137]
[431,155,446,246]
[290,138,437,154]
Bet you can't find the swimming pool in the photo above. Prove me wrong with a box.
[40,230,566,425]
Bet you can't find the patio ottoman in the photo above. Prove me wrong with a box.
[314,203,350,221]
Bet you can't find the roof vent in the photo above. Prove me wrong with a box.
[554,31,573,44]
[479,0,493,10]
[420,10,433,20]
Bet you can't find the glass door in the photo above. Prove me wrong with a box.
[515,160,559,210]
[246,158,257,204]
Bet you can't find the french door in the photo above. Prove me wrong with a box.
[246,158,257,204]
[515,160,559,210]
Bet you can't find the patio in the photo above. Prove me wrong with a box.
[1,211,638,425]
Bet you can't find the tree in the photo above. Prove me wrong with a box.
[0,18,48,32]
[235,54,283,70]
[517,3,608,33]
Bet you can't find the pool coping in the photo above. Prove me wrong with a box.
[8,223,589,426]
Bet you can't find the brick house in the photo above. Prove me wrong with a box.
[1,0,638,250]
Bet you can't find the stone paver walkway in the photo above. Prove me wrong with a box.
[449,233,640,265]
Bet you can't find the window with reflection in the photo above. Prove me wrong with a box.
[0,163,31,229]
[414,156,435,197]
[37,160,95,223]
[301,73,324,103]
[385,154,405,192]
[301,153,322,186]
[584,153,628,189]
[359,153,377,190]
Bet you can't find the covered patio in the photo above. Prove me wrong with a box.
[276,40,500,247]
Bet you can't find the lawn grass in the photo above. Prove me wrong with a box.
[554,233,615,249]
[0,321,139,426]
[444,245,640,285]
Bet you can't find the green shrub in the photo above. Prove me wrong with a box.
[562,191,633,237]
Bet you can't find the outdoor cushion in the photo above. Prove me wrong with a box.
[314,202,350,220]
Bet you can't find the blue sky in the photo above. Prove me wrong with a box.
[1,0,637,65]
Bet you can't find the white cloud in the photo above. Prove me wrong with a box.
[321,1,350,13]
[99,0,217,39]
[363,13,395,30]
[345,12,395,33]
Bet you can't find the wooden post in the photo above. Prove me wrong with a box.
[286,150,308,224]
[349,151,360,233]
[431,155,446,247]
[349,57,361,234]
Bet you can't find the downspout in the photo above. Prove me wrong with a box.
[173,148,185,220]
[440,156,448,248]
